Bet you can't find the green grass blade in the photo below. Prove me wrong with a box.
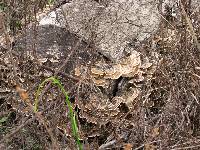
[34,77,82,150]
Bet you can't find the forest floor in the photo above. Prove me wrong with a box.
[0,1,200,150]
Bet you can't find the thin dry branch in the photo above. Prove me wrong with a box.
[0,116,34,144]
[37,37,84,104]
[171,144,200,150]
[180,1,200,51]
[19,88,60,149]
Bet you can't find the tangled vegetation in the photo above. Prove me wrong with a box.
[0,0,200,149]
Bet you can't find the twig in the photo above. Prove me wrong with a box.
[157,1,176,30]
[38,63,81,82]
[171,144,200,150]
[99,140,116,150]
[134,140,161,150]
[0,111,10,118]
[34,110,59,150]
[22,83,60,148]
[25,97,60,149]
[37,37,83,104]
[180,1,200,51]
[1,12,18,84]
[0,116,34,144]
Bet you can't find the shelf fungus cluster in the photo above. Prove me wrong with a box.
[74,50,156,124]
[91,50,154,105]
[69,0,159,124]
[91,50,141,87]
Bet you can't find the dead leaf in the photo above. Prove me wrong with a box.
[152,127,159,138]
[124,143,133,150]
[16,85,29,101]
[145,144,156,150]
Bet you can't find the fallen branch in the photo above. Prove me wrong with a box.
[180,1,200,51]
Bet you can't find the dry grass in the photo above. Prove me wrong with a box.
[0,0,200,149]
